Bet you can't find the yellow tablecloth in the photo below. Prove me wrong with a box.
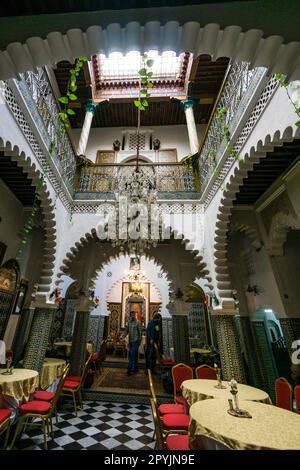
[54,342,93,356]
[0,368,38,402]
[182,379,271,406]
[189,398,300,450]
[190,348,212,355]
[40,358,66,390]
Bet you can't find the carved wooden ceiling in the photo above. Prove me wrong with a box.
[53,55,229,128]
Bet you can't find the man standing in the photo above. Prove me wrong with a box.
[145,313,161,375]
[126,311,142,376]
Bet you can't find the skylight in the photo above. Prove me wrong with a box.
[90,50,192,100]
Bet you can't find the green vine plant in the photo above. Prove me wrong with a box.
[16,175,45,261]
[49,56,89,161]
[274,73,300,128]
[132,53,154,168]
[134,53,154,111]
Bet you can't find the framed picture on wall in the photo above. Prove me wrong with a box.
[0,242,6,265]
[129,256,140,271]
[13,279,28,315]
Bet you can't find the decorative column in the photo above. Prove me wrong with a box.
[279,318,300,357]
[98,315,106,343]
[213,313,246,384]
[234,315,264,389]
[23,305,55,374]
[168,298,190,364]
[12,306,35,366]
[69,296,93,376]
[87,315,100,353]
[77,99,99,156]
[251,319,278,403]
[162,316,173,357]
[180,99,199,155]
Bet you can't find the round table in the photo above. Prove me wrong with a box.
[54,342,93,356]
[182,379,271,406]
[189,398,300,450]
[0,368,38,406]
[40,358,66,390]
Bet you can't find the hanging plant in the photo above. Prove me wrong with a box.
[275,73,300,128]
[133,53,154,112]
[58,56,89,130]
[16,176,44,260]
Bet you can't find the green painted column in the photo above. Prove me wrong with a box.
[70,307,91,376]
[172,316,190,364]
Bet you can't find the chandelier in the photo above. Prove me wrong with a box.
[111,64,160,256]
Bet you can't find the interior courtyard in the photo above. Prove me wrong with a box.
[0,0,300,454]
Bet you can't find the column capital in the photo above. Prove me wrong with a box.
[84,99,99,115]
[180,98,198,112]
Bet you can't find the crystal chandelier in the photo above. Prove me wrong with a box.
[111,70,160,256]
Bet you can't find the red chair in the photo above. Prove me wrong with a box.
[171,363,193,405]
[150,399,190,450]
[62,354,92,416]
[0,409,12,449]
[91,340,107,373]
[33,363,70,423]
[148,370,185,415]
[195,364,217,380]
[294,385,300,414]
[10,364,70,450]
[275,377,293,411]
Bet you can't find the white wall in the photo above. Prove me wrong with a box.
[0,180,25,263]
[71,124,206,162]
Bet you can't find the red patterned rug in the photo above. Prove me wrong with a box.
[93,367,169,396]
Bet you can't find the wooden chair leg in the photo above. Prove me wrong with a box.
[3,423,11,450]
[42,420,48,450]
[78,389,83,409]
[49,416,54,440]
[72,391,77,416]
[10,417,25,449]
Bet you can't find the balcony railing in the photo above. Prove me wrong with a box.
[75,163,200,200]
[9,67,77,190]
[198,61,268,193]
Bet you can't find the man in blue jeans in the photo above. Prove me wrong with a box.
[126,311,142,376]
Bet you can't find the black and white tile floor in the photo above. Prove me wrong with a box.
[13,401,155,450]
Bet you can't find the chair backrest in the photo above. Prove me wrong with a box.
[275,377,293,410]
[150,398,165,450]
[195,364,217,380]
[52,363,70,409]
[148,370,157,406]
[199,434,230,450]
[80,353,93,386]
[294,385,300,414]
[172,363,193,398]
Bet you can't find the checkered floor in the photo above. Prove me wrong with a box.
[12,401,155,450]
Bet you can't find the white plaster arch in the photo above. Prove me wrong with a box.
[56,226,212,301]
[213,125,300,304]
[1,22,299,81]
[0,137,57,297]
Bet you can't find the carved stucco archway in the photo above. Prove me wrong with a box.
[0,137,57,298]
[0,21,299,82]
[214,126,300,305]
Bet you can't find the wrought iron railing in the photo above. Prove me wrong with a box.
[18,68,77,188]
[76,163,200,196]
[198,61,267,192]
